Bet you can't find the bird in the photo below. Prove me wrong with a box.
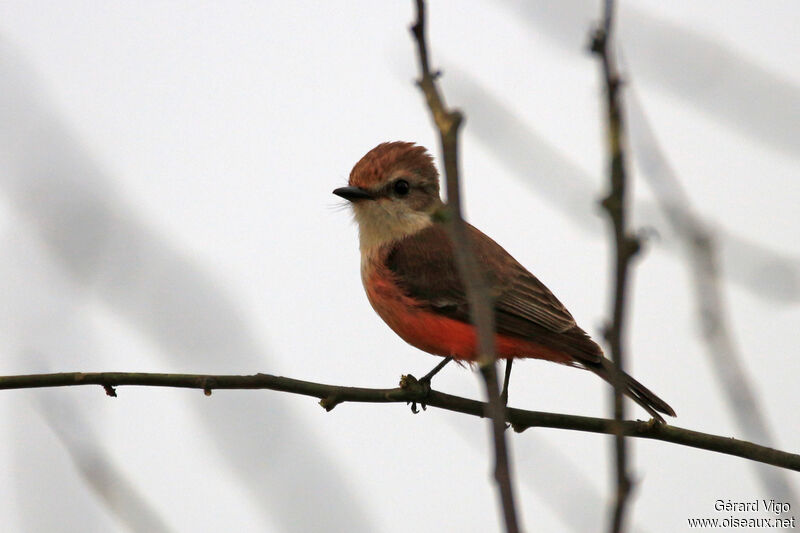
[333,141,675,422]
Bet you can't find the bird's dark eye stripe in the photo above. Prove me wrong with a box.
[393,179,411,196]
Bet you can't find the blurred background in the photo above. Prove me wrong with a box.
[0,1,798,531]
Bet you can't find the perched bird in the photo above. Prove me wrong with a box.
[334,141,675,421]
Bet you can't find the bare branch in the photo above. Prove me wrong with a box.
[410,1,520,531]
[590,1,637,530]
[1,371,799,472]
[442,72,800,306]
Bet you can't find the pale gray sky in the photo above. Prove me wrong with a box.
[0,1,798,532]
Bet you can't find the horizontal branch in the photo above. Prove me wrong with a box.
[1,371,797,472]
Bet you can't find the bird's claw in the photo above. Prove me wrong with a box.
[408,401,427,414]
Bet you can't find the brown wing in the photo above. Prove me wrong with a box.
[386,224,602,363]
[385,224,676,419]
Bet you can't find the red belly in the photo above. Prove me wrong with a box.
[364,268,572,364]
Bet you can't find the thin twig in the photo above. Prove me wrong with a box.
[441,73,800,306]
[590,1,637,531]
[1,371,799,471]
[409,1,520,532]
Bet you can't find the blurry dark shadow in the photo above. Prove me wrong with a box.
[447,72,800,304]
[0,40,375,533]
[38,394,174,533]
[1,231,126,532]
[627,90,797,507]
[503,0,800,159]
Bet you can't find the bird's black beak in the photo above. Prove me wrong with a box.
[333,186,374,202]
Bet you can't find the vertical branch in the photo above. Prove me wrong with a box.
[410,2,521,532]
[590,1,638,532]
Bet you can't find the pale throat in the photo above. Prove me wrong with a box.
[355,205,433,266]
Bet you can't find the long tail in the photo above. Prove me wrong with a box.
[592,358,676,423]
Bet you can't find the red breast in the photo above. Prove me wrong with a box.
[362,244,572,365]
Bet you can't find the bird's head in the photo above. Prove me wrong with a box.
[334,142,443,252]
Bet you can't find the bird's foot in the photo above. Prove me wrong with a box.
[399,357,453,414]
[399,374,431,413]
[646,415,666,427]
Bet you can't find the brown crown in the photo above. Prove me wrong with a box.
[349,142,437,189]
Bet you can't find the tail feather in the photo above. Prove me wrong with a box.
[593,359,676,423]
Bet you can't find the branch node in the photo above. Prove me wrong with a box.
[200,377,216,396]
[319,395,342,412]
[589,27,606,55]
[600,193,618,214]
[626,234,642,259]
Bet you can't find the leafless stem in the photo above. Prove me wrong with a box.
[590,1,637,531]
[2,371,799,471]
[410,2,520,531]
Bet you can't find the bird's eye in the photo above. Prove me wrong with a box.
[393,179,411,196]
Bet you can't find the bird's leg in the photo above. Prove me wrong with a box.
[420,356,453,384]
[405,357,452,414]
[500,359,513,406]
